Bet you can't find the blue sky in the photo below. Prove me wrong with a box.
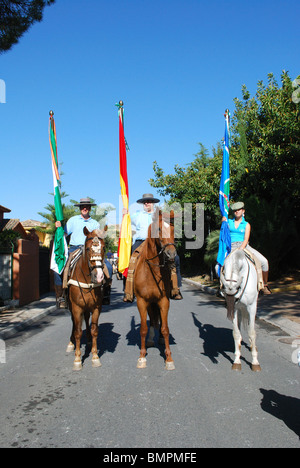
[1,0,299,225]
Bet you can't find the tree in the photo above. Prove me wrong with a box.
[150,71,300,277]
[0,0,55,53]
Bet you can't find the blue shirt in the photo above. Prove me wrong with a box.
[228,218,249,243]
[65,215,100,246]
[131,210,154,242]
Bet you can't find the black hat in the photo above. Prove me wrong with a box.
[136,193,160,204]
[74,197,96,207]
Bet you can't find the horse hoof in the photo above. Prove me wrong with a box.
[137,357,147,369]
[66,342,75,353]
[73,361,82,371]
[232,363,242,371]
[251,364,262,372]
[165,361,175,371]
[92,357,102,368]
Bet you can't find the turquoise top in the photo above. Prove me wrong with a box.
[228,217,249,243]
[65,215,100,245]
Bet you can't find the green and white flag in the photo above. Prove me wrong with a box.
[49,111,68,274]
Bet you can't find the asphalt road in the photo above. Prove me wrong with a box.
[0,278,299,449]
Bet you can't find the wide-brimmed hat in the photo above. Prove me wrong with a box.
[230,201,245,211]
[136,193,160,204]
[74,197,96,208]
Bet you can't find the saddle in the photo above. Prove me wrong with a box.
[243,248,264,291]
[123,242,180,302]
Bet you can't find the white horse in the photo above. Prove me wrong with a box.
[220,249,261,372]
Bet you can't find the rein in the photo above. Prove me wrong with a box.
[234,257,251,304]
[69,235,104,291]
[146,242,176,268]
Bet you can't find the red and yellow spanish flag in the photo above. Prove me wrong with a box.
[117,102,132,276]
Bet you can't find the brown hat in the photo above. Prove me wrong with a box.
[74,197,96,207]
[136,193,160,204]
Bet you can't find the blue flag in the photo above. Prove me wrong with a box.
[216,110,231,276]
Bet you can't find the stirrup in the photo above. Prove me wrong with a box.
[123,293,134,303]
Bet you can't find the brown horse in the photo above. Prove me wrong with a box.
[134,209,177,370]
[66,227,107,371]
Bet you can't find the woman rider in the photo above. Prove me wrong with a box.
[222,201,271,294]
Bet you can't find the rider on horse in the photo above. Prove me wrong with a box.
[122,193,183,302]
[54,198,112,308]
[222,201,271,295]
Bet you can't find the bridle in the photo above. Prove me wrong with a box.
[223,254,251,304]
[146,242,176,268]
[71,236,104,291]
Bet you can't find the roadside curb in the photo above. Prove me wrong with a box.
[0,296,57,340]
[183,278,300,338]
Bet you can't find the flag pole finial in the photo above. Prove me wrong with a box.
[119,100,124,107]
[49,110,54,117]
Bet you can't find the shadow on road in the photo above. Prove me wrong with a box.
[260,388,300,439]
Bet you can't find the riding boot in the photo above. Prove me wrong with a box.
[55,285,67,309]
[170,266,183,300]
[262,271,272,295]
[102,285,111,305]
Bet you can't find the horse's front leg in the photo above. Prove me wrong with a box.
[232,312,242,371]
[66,309,75,353]
[160,298,175,370]
[90,306,101,368]
[137,298,148,368]
[248,307,261,372]
[72,304,83,371]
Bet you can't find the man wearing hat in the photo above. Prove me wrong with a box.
[123,193,182,301]
[54,198,112,307]
[131,193,160,252]
[222,201,271,294]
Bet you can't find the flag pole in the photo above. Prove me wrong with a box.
[116,100,132,277]
[49,110,68,274]
[216,109,231,276]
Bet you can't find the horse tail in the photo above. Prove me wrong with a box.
[226,294,235,321]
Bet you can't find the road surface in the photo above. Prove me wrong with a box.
[0,278,299,448]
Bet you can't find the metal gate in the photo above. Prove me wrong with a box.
[0,253,12,301]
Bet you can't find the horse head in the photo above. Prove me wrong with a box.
[220,249,245,296]
[83,226,107,284]
[149,209,177,264]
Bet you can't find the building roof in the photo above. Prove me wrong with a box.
[0,219,28,238]
[21,219,47,228]
[0,205,11,214]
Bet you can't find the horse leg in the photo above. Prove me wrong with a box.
[137,298,148,368]
[146,303,158,347]
[66,307,75,353]
[90,307,101,368]
[160,299,175,371]
[232,312,242,371]
[84,310,92,348]
[72,305,83,371]
[146,321,155,348]
[248,308,261,372]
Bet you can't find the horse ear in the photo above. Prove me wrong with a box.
[96,227,107,239]
[83,227,90,236]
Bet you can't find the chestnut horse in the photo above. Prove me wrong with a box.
[66,227,107,371]
[134,209,177,370]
